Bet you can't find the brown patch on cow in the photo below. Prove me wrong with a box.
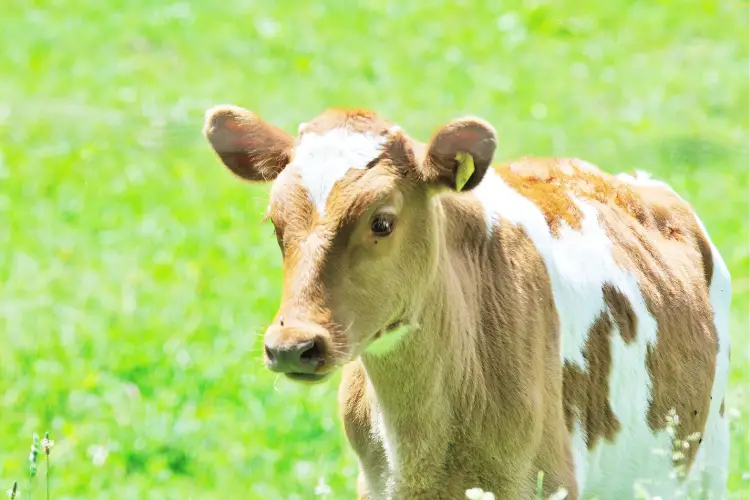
[603,283,638,343]
[597,199,717,472]
[627,181,715,289]
[299,108,394,137]
[695,228,715,288]
[268,170,318,254]
[494,157,648,236]
[562,283,637,449]
[563,313,621,449]
[720,399,725,417]
[496,161,582,234]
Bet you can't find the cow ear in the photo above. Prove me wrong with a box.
[203,105,294,182]
[419,117,497,191]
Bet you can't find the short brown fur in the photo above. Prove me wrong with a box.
[340,195,578,498]
[599,199,717,471]
[299,108,394,137]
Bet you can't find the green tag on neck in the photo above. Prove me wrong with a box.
[455,151,475,191]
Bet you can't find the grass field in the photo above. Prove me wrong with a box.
[0,1,748,498]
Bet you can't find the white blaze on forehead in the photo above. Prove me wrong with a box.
[289,128,387,215]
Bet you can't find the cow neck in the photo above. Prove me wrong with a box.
[360,195,484,427]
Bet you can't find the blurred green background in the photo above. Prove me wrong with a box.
[0,0,748,498]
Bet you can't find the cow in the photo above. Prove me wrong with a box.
[202,105,731,500]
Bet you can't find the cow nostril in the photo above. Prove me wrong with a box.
[264,335,327,374]
[299,337,324,364]
[264,344,275,363]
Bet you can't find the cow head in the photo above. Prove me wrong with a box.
[203,105,497,383]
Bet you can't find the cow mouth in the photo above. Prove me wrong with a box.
[285,372,329,383]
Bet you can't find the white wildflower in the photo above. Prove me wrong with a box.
[466,488,495,500]
[41,433,54,455]
[549,487,569,500]
[686,432,702,442]
[5,482,18,499]
[314,477,332,497]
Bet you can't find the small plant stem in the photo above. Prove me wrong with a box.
[536,470,544,500]
[45,454,50,500]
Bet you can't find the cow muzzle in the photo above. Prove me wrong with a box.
[263,320,333,383]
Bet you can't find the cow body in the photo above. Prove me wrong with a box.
[203,107,731,499]
[341,161,730,500]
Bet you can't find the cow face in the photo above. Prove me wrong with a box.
[203,106,496,383]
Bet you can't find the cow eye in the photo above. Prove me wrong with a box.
[371,214,395,236]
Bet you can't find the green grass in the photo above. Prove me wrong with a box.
[0,1,747,498]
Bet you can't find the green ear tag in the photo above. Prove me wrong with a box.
[455,151,475,191]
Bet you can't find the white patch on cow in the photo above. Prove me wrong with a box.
[367,386,398,496]
[366,324,411,357]
[376,407,398,470]
[570,422,589,494]
[472,168,725,497]
[289,128,386,215]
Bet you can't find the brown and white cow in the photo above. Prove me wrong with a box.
[203,106,731,499]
